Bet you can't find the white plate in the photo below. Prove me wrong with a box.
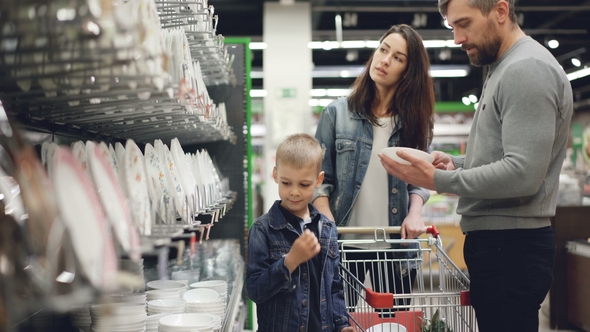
[88,142,140,258]
[380,147,434,165]
[171,138,196,205]
[109,143,119,172]
[97,142,117,175]
[144,143,174,221]
[50,147,118,289]
[124,139,152,235]
[160,144,186,220]
[0,168,25,222]
[42,142,59,174]
[71,141,88,173]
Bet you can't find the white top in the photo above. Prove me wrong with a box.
[342,116,395,248]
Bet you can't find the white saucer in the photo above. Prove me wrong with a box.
[380,147,434,165]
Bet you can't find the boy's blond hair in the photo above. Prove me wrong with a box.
[276,133,324,172]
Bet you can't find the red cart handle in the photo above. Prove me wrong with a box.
[425,225,440,238]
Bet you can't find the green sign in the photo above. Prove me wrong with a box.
[278,88,297,98]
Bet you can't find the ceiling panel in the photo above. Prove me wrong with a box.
[214,0,590,107]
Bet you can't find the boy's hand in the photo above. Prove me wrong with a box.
[284,229,320,273]
[340,326,359,332]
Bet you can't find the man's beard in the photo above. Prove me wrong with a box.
[462,20,502,67]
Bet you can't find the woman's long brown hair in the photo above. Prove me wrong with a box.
[348,24,435,151]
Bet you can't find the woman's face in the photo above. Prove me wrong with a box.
[369,32,409,90]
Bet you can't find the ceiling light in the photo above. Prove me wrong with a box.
[307,39,460,49]
[252,89,352,99]
[365,40,380,48]
[339,70,351,78]
[462,97,470,106]
[250,90,268,98]
[249,42,267,50]
[345,50,359,62]
[429,69,469,78]
[572,58,582,67]
[308,99,335,107]
[251,65,470,79]
[341,41,366,49]
[423,40,447,48]
[567,66,590,81]
[547,40,559,49]
[438,49,452,61]
[321,41,339,50]
[326,89,351,97]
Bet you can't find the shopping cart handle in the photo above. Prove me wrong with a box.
[426,225,440,238]
[336,226,440,238]
[365,288,394,309]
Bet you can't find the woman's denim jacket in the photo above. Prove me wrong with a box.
[314,98,430,230]
[245,201,350,332]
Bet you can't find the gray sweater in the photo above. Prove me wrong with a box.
[434,36,573,233]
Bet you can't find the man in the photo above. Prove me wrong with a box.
[377,0,573,331]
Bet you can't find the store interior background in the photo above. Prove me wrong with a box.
[213,0,590,330]
[1,0,588,330]
[213,0,590,216]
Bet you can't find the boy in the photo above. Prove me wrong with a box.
[245,133,354,332]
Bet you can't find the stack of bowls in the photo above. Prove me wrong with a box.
[89,303,146,332]
[147,299,186,315]
[158,313,216,332]
[69,304,91,332]
[189,279,228,304]
[203,313,222,332]
[119,259,144,276]
[146,280,187,301]
[183,288,225,319]
[108,292,147,305]
[145,312,171,332]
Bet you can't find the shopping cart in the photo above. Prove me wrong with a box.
[337,226,476,332]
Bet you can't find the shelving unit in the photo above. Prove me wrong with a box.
[0,0,251,330]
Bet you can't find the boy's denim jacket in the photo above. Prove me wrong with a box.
[246,201,350,332]
[313,98,430,228]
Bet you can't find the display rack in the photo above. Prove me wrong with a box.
[0,0,251,330]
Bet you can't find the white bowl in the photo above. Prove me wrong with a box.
[146,289,182,300]
[367,322,408,332]
[159,313,215,328]
[380,147,434,165]
[189,280,227,294]
[148,299,185,307]
[147,280,187,290]
[183,288,219,303]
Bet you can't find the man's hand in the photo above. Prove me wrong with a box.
[340,326,360,332]
[378,150,436,190]
[284,229,320,273]
[432,151,455,171]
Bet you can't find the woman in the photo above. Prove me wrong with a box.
[313,24,435,313]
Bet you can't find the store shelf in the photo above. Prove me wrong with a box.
[0,3,250,332]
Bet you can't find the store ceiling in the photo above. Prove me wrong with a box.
[213,0,590,108]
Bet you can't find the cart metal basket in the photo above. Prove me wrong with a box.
[337,226,476,332]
